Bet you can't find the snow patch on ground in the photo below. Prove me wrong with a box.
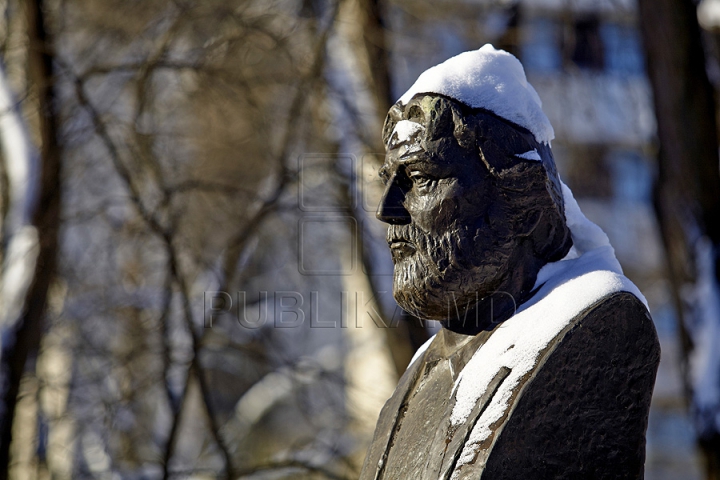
[397,44,554,144]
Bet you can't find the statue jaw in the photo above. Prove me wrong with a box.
[386,214,536,334]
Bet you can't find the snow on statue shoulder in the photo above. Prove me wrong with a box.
[361,45,660,479]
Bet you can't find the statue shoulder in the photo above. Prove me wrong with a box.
[484,290,660,479]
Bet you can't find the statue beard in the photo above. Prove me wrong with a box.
[387,223,506,320]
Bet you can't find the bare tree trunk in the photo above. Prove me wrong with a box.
[357,0,393,130]
[0,0,61,476]
[345,0,430,375]
[637,0,720,477]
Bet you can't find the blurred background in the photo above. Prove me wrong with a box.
[1,0,719,478]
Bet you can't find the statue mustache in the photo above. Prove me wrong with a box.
[387,224,463,271]
[388,223,482,274]
[386,224,428,246]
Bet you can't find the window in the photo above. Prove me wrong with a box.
[520,17,562,73]
[600,23,644,75]
[520,13,644,76]
[571,16,605,71]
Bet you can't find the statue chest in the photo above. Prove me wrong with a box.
[381,356,457,478]
[360,292,660,480]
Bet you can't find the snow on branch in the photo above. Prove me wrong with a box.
[0,63,41,338]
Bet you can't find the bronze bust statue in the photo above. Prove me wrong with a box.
[360,45,660,479]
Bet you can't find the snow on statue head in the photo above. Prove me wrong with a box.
[396,44,554,144]
[377,45,577,333]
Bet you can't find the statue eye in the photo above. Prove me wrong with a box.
[408,171,434,191]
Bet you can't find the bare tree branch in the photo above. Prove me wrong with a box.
[220,0,342,291]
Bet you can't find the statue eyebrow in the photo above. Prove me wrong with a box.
[397,153,428,165]
[377,154,428,183]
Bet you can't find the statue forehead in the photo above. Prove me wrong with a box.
[384,94,541,166]
[383,95,455,147]
[382,98,471,178]
[385,94,536,146]
[406,95,448,122]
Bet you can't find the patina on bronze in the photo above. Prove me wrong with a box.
[360,93,660,479]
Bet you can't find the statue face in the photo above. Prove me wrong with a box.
[377,121,518,321]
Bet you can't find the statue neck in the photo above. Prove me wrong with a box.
[440,289,524,335]
[441,244,545,336]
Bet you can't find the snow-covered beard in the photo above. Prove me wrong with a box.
[387,223,505,320]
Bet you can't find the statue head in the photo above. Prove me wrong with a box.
[377,93,572,334]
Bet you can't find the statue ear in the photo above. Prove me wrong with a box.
[529,207,572,261]
[474,112,542,178]
[516,208,543,237]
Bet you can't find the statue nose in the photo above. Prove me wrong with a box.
[376,180,411,225]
